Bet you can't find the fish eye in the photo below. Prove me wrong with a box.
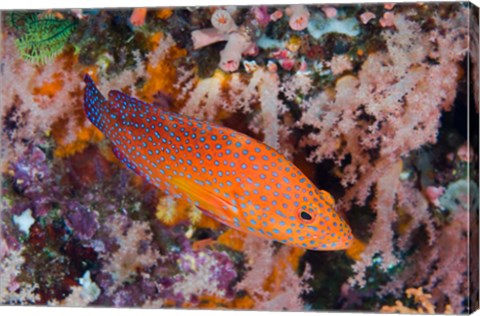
[300,212,312,220]
[297,207,315,223]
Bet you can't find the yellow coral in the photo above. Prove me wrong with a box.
[380,287,453,314]
[154,195,221,230]
[155,196,184,225]
[188,205,203,224]
[286,35,302,52]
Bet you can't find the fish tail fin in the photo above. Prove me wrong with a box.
[83,74,109,132]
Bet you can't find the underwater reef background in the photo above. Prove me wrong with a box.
[0,2,479,313]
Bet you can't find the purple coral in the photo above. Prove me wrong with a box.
[65,202,99,240]
[9,145,54,217]
[173,249,237,301]
[252,6,271,27]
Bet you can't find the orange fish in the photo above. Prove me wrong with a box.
[83,75,353,250]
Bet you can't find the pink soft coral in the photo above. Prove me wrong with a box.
[219,33,252,72]
[299,10,469,296]
[191,28,229,50]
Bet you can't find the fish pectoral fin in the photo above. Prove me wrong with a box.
[170,176,237,221]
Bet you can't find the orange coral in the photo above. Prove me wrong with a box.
[32,73,64,99]
[54,127,104,158]
[157,8,173,20]
[182,293,255,309]
[140,32,187,103]
[346,238,366,261]
[217,229,247,251]
[53,125,104,158]
[82,66,99,82]
[380,287,453,314]
[230,295,256,309]
[155,196,190,225]
[34,59,100,159]
[196,213,222,230]
[285,247,306,271]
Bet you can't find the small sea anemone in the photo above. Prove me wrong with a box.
[211,9,237,33]
[287,5,310,31]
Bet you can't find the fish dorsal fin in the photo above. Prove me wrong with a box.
[108,90,152,109]
[108,90,195,131]
[170,176,238,225]
[84,75,109,131]
[108,90,184,120]
[107,90,162,129]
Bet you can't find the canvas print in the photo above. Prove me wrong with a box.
[0,1,478,314]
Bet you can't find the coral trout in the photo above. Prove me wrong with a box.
[83,75,353,250]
